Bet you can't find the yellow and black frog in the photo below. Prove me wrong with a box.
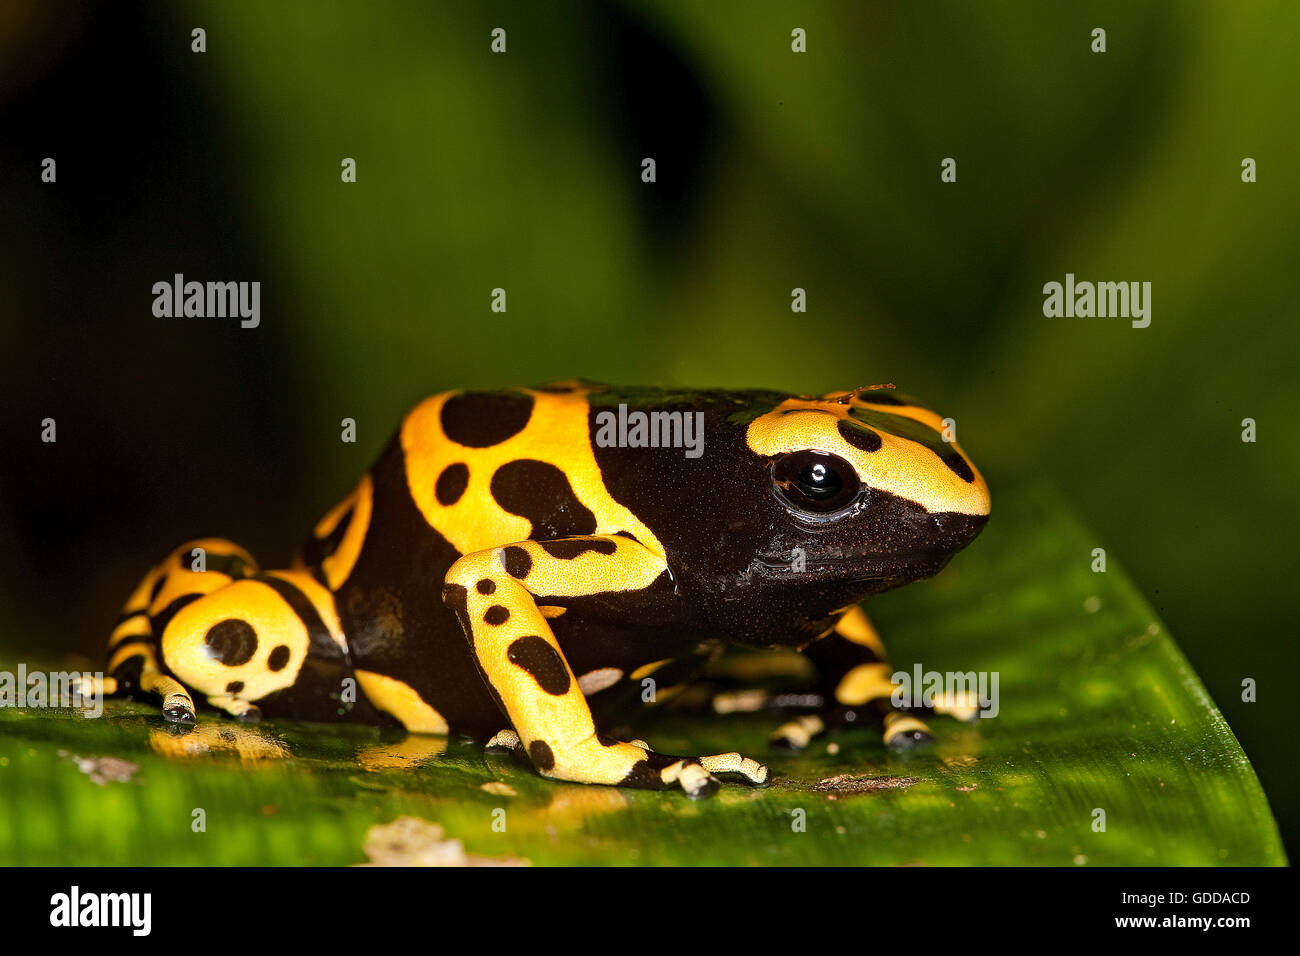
[95,381,989,797]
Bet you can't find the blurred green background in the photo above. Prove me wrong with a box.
[1,1,1295,855]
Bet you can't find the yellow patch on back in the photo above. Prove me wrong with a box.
[400,389,666,557]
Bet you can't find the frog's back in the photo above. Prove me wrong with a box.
[307,383,685,735]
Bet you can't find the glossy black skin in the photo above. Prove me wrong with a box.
[307,388,985,739]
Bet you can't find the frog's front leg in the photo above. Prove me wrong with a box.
[770,606,977,752]
[442,535,767,796]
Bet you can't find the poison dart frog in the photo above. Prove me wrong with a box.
[96,382,989,797]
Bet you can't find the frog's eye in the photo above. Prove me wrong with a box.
[771,451,862,516]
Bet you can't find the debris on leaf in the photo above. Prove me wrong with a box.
[359,816,529,867]
[810,774,918,797]
[70,754,138,785]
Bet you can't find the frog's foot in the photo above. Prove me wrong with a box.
[135,669,197,724]
[769,698,935,753]
[486,728,523,752]
[927,689,983,723]
[483,729,765,794]
[770,713,830,751]
[617,746,767,797]
[103,537,261,725]
[159,685,198,725]
[696,750,769,785]
[70,674,118,703]
[632,751,721,798]
[711,688,824,715]
[445,536,771,797]
[208,693,262,723]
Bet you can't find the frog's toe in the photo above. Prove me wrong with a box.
[675,762,721,799]
[769,714,825,752]
[236,704,262,724]
[699,751,769,786]
[485,728,522,752]
[162,695,196,725]
[883,713,934,751]
[930,690,982,723]
[646,756,720,798]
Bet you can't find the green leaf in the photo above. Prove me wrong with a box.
[0,485,1283,865]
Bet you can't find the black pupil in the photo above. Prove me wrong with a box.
[798,463,841,500]
[772,451,860,515]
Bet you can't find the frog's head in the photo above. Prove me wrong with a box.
[745,386,990,596]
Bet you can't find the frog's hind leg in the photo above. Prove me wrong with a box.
[770,607,977,752]
[786,606,936,750]
[443,536,767,796]
[103,539,260,723]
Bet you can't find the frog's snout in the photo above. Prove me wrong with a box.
[929,510,988,555]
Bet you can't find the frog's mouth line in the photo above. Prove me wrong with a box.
[752,552,953,580]
[754,515,988,583]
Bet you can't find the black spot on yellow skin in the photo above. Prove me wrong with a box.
[529,739,555,771]
[484,605,510,626]
[847,404,978,486]
[855,390,906,406]
[476,579,496,595]
[441,582,468,616]
[539,538,618,560]
[267,645,291,671]
[440,391,534,447]
[226,680,244,694]
[941,451,975,483]
[149,575,166,604]
[503,546,532,579]
[205,619,258,666]
[434,463,469,505]
[490,460,597,538]
[507,636,571,696]
[837,419,882,453]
